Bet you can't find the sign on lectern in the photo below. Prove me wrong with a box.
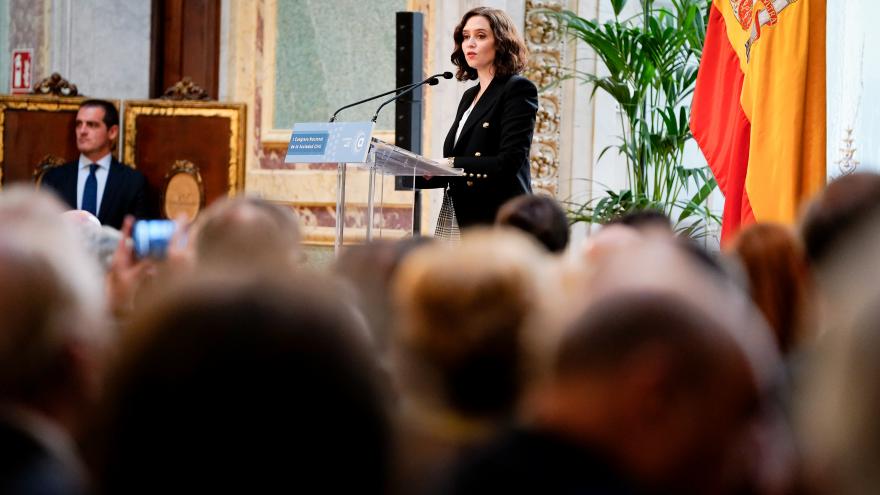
[284,122,375,164]
[286,121,463,254]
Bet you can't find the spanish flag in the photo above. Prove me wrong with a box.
[691,0,825,242]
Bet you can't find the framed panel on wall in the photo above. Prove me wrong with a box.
[123,100,246,219]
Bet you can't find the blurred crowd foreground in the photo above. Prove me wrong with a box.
[2,173,880,494]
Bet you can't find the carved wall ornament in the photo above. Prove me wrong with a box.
[33,153,67,186]
[32,73,79,97]
[161,77,211,101]
[524,0,568,197]
[836,128,860,176]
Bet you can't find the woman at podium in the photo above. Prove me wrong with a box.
[425,6,539,238]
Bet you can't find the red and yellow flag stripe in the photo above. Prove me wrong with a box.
[691,0,825,242]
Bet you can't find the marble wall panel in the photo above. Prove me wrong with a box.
[1,0,149,98]
[273,0,406,131]
[0,0,10,92]
[62,0,150,99]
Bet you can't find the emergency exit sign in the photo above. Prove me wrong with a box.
[11,49,33,94]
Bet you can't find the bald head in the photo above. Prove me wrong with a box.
[193,196,302,270]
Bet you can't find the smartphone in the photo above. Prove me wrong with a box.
[132,219,177,260]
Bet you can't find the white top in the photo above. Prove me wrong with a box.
[76,153,111,213]
[454,100,477,146]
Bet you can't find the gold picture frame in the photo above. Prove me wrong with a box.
[122,99,247,197]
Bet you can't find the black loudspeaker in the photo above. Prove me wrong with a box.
[395,11,424,233]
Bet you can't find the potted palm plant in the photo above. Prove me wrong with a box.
[553,0,718,238]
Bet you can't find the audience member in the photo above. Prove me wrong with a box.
[62,210,123,272]
[801,291,880,495]
[41,99,148,229]
[0,187,108,495]
[798,205,880,495]
[441,237,783,495]
[105,196,303,322]
[89,273,390,494]
[191,196,302,272]
[103,215,189,320]
[799,174,880,349]
[390,228,549,494]
[334,237,434,356]
[443,290,771,494]
[800,172,880,266]
[579,224,642,267]
[729,223,814,354]
[495,194,570,253]
[609,208,673,236]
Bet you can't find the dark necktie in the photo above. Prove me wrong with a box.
[82,164,98,216]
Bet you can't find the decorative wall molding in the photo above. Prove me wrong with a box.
[524,0,568,197]
[32,72,78,96]
[826,1,878,179]
[161,77,211,101]
[836,128,859,176]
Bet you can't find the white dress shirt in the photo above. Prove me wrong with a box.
[454,101,476,146]
[76,153,111,214]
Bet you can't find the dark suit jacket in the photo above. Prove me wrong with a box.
[41,158,149,229]
[422,74,539,228]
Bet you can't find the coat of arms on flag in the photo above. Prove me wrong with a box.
[729,0,803,60]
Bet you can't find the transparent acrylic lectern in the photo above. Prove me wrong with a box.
[334,138,463,254]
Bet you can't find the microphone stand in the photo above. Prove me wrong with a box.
[329,82,420,122]
[329,72,452,122]
[372,77,445,123]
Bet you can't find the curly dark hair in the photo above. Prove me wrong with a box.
[450,7,529,81]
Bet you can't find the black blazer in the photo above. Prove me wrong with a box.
[41,158,149,229]
[423,74,538,228]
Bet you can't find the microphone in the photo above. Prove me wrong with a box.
[330,72,453,122]
[371,71,453,123]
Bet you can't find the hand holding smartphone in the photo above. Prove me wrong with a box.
[132,219,179,260]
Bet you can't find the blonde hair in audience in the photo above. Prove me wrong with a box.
[392,228,549,417]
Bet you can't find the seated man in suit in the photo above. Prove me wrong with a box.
[41,99,148,229]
